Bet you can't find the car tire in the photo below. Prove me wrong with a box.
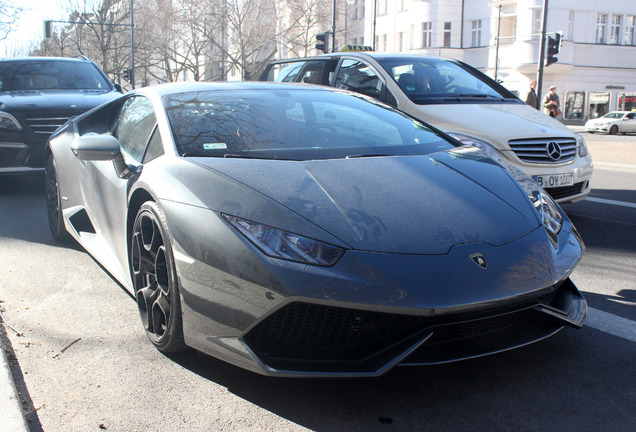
[131,201,187,353]
[45,154,71,243]
[609,125,618,135]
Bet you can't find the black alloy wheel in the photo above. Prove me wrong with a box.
[609,125,618,135]
[45,154,71,242]
[131,202,186,352]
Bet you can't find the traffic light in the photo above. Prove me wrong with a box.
[44,20,53,38]
[545,32,561,67]
[315,33,329,53]
[122,69,131,82]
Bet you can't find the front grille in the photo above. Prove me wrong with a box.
[26,116,71,136]
[244,302,427,369]
[425,310,530,344]
[509,138,577,163]
[544,182,585,200]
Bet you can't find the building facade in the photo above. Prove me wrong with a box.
[364,0,636,124]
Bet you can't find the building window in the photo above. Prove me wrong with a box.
[568,11,575,40]
[563,91,585,121]
[618,92,636,111]
[381,34,387,51]
[625,16,635,45]
[422,22,432,48]
[596,14,607,44]
[471,20,482,47]
[410,24,415,49]
[399,0,406,11]
[398,32,404,51]
[589,91,611,119]
[443,22,451,47]
[532,9,542,40]
[610,15,622,44]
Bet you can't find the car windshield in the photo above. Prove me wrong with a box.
[163,88,456,160]
[376,57,515,104]
[0,60,111,91]
[602,112,625,119]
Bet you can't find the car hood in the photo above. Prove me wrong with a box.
[192,148,540,254]
[405,103,576,145]
[0,90,119,112]
[585,118,613,126]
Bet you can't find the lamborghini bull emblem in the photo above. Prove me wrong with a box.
[470,253,488,270]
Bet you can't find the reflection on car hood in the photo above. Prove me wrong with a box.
[0,90,118,112]
[409,103,575,142]
[193,148,540,254]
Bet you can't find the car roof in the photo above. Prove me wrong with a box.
[269,52,457,63]
[138,81,338,97]
[0,56,93,63]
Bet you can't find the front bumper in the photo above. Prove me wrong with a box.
[164,201,586,377]
[0,129,48,174]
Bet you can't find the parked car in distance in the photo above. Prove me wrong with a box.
[584,111,636,135]
[259,52,594,203]
[0,56,121,175]
[46,82,586,377]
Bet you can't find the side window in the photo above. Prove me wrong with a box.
[143,125,164,163]
[272,62,305,82]
[335,59,383,99]
[297,61,327,84]
[111,96,157,162]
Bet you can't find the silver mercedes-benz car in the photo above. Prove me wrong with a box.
[46,82,586,377]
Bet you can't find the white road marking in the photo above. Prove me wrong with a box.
[585,307,636,343]
[586,197,636,209]
[594,162,636,172]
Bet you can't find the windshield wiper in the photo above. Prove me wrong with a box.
[454,94,507,101]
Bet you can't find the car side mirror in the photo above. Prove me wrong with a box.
[71,134,121,161]
[622,117,629,121]
[113,83,124,93]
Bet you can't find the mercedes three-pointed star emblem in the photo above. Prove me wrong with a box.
[546,141,562,161]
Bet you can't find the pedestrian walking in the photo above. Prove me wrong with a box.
[525,80,538,109]
[543,85,561,117]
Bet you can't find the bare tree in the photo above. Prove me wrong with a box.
[0,0,23,42]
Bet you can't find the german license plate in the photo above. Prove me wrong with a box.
[533,173,574,188]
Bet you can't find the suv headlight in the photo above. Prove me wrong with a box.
[575,133,588,157]
[223,214,345,266]
[528,189,563,245]
[447,133,503,163]
[0,111,22,130]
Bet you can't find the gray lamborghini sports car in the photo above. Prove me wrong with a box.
[46,82,587,377]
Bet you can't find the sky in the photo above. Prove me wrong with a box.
[1,0,67,56]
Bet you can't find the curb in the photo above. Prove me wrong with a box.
[0,331,29,432]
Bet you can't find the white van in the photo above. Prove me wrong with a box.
[259,52,593,203]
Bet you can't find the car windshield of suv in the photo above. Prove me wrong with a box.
[0,60,111,91]
[163,88,456,160]
[377,57,515,104]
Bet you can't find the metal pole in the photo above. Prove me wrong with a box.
[372,0,377,50]
[130,0,135,89]
[332,0,337,52]
[494,3,501,81]
[536,0,549,106]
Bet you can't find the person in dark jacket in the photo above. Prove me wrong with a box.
[525,80,538,109]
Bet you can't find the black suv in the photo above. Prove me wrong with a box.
[0,57,121,174]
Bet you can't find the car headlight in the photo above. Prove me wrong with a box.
[223,214,345,266]
[528,189,563,245]
[575,133,588,157]
[0,111,22,130]
[447,133,503,163]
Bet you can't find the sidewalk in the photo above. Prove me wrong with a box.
[0,326,29,432]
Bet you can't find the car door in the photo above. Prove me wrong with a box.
[77,95,159,281]
[625,112,636,132]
